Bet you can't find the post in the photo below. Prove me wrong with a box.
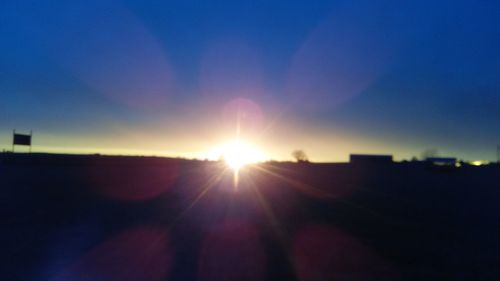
[29,130,33,153]
[497,144,500,164]
[12,129,15,153]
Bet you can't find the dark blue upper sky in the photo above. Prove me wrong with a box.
[1,0,499,161]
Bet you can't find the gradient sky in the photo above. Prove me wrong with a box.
[1,0,499,161]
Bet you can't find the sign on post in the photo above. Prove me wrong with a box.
[12,130,32,152]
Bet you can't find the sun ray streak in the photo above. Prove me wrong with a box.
[243,168,301,277]
[252,165,336,199]
[253,164,397,224]
[246,173,287,241]
[233,168,239,191]
[170,167,228,225]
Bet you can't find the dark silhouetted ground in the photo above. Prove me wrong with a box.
[1,153,499,281]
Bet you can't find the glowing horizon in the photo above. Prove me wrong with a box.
[1,1,498,163]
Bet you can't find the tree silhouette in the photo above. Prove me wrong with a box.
[292,149,309,163]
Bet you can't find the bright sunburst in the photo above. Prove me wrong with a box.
[217,140,265,171]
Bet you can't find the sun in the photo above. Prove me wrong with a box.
[218,140,265,171]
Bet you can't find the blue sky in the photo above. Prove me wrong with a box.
[1,0,499,161]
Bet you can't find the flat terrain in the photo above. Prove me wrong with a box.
[1,153,499,281]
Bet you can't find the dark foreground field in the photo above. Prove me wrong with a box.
[1,153,499,281]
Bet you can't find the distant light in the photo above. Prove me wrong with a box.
[470,160,488,166]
